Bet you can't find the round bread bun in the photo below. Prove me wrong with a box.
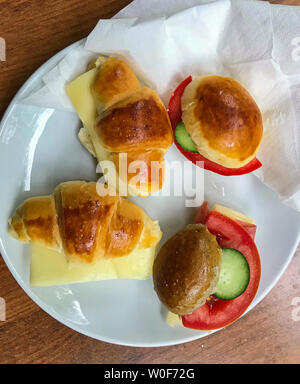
[153,224,222,315]
[181,75,263,168]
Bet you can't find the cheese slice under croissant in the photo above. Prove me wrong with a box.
[66,57,173,197]
[8,181,162,265]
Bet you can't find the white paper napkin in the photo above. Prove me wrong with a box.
[21,0,300,211]
[21,44,97,111]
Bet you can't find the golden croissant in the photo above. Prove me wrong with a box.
[66,57,173,197]
[8,181,162,265]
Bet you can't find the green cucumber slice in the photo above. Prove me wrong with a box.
[174,122,198,153]
[214,248,250,300]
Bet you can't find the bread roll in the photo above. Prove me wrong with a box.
[181,75,263,168]
[153,224,222,315]
[8,181,162,264]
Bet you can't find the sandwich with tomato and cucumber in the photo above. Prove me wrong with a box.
[153,203,261,330]
[168,75,264,176]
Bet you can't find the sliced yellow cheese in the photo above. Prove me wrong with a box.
[30,243,156,287]
[78,127,96,158]
[66,68,98,131]
[66,68,110,161]
[66,68,119,192]
[212,204,256,226]
[166,311,182,327]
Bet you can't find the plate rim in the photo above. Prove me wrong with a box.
[1,40,300,348]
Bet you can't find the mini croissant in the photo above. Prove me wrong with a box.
[66,57,173,197]
[8,181,162,264]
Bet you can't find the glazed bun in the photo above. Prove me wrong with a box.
[153,224,222,315]
[181,75,263,168]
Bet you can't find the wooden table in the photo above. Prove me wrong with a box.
[1,0,300,364]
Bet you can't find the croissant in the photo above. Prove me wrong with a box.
[8,181,162,264]
[66,57,173,197]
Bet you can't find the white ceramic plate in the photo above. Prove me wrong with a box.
[1,41,300,347]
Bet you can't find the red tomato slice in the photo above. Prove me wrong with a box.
[168,77,262,176]
[182,211,261,331]
[195,202,257,239]
[168,75,193,129]
[235,219,257,240]
[174,142,262,176]
[194,201,209,225]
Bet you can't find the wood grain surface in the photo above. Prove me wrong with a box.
[1,0,300,364]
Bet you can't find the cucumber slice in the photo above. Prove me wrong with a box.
[214,248,250,300]
[174,122,198,153]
